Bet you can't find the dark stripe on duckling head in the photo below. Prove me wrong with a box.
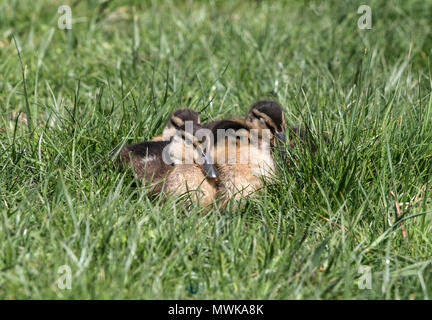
[248,100,285,131]
[176,122,205,147]
[169,108,200,128]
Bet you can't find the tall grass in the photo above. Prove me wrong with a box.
[0,0,431,299]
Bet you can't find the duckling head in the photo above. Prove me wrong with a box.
[245,100,287,143]
[161,108,201,140]
[163,121,219,179]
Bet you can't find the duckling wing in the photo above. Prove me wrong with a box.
[116,141,172,182]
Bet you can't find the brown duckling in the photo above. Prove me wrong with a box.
[246,101,322,153]
[209,120,271,201]
[113,121,219,205]
[161,121,218,205]
[209,100,287,201]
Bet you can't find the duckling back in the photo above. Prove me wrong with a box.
[113,140,172,192]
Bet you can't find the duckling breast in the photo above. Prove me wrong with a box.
[163,164,217,206]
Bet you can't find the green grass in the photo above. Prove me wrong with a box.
[1,0,432,299]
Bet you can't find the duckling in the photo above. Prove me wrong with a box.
[161,122,218,205]
[246,101,323,155]
[210,119,263,201]
[210,100,288,201]
[244,100,287,144]
[150,108,200,141]
[112,121,219,205]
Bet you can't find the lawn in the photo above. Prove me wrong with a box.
[0,0,431,299]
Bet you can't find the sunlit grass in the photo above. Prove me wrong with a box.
[0,0,431,299]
